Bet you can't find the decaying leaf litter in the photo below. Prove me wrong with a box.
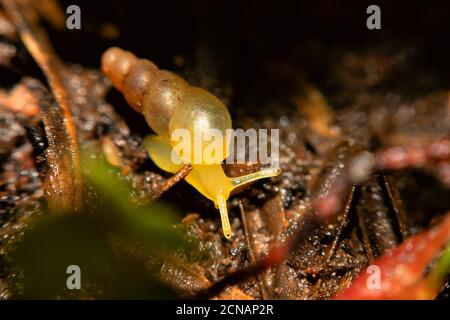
[0,0,449,299]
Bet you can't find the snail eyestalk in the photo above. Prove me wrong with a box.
[231,167,281,188]
[217,192,232,239]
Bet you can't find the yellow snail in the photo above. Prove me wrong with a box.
[101,47,280,239]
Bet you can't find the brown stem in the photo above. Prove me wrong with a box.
[153,164,193,199]
[2,0,82,212]
[238,201,270,300]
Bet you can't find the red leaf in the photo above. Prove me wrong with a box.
[334,213,450,300]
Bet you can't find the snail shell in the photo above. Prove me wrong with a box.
[101,47,231,163]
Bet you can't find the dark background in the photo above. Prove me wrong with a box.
[34,0,449,133]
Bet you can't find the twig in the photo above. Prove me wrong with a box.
[2,0,82,212]
[152,164,193,199]
[194,211,321,299]
[238,201,270,300]
[310,187,354,298]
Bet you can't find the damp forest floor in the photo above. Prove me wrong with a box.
[0,1,449,299]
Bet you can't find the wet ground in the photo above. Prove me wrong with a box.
[0,0,449,299]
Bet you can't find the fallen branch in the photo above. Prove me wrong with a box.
[2,0,82,211]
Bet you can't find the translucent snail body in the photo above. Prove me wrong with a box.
[101,47,280,239]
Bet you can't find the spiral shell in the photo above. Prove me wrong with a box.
[101,47,231,159]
